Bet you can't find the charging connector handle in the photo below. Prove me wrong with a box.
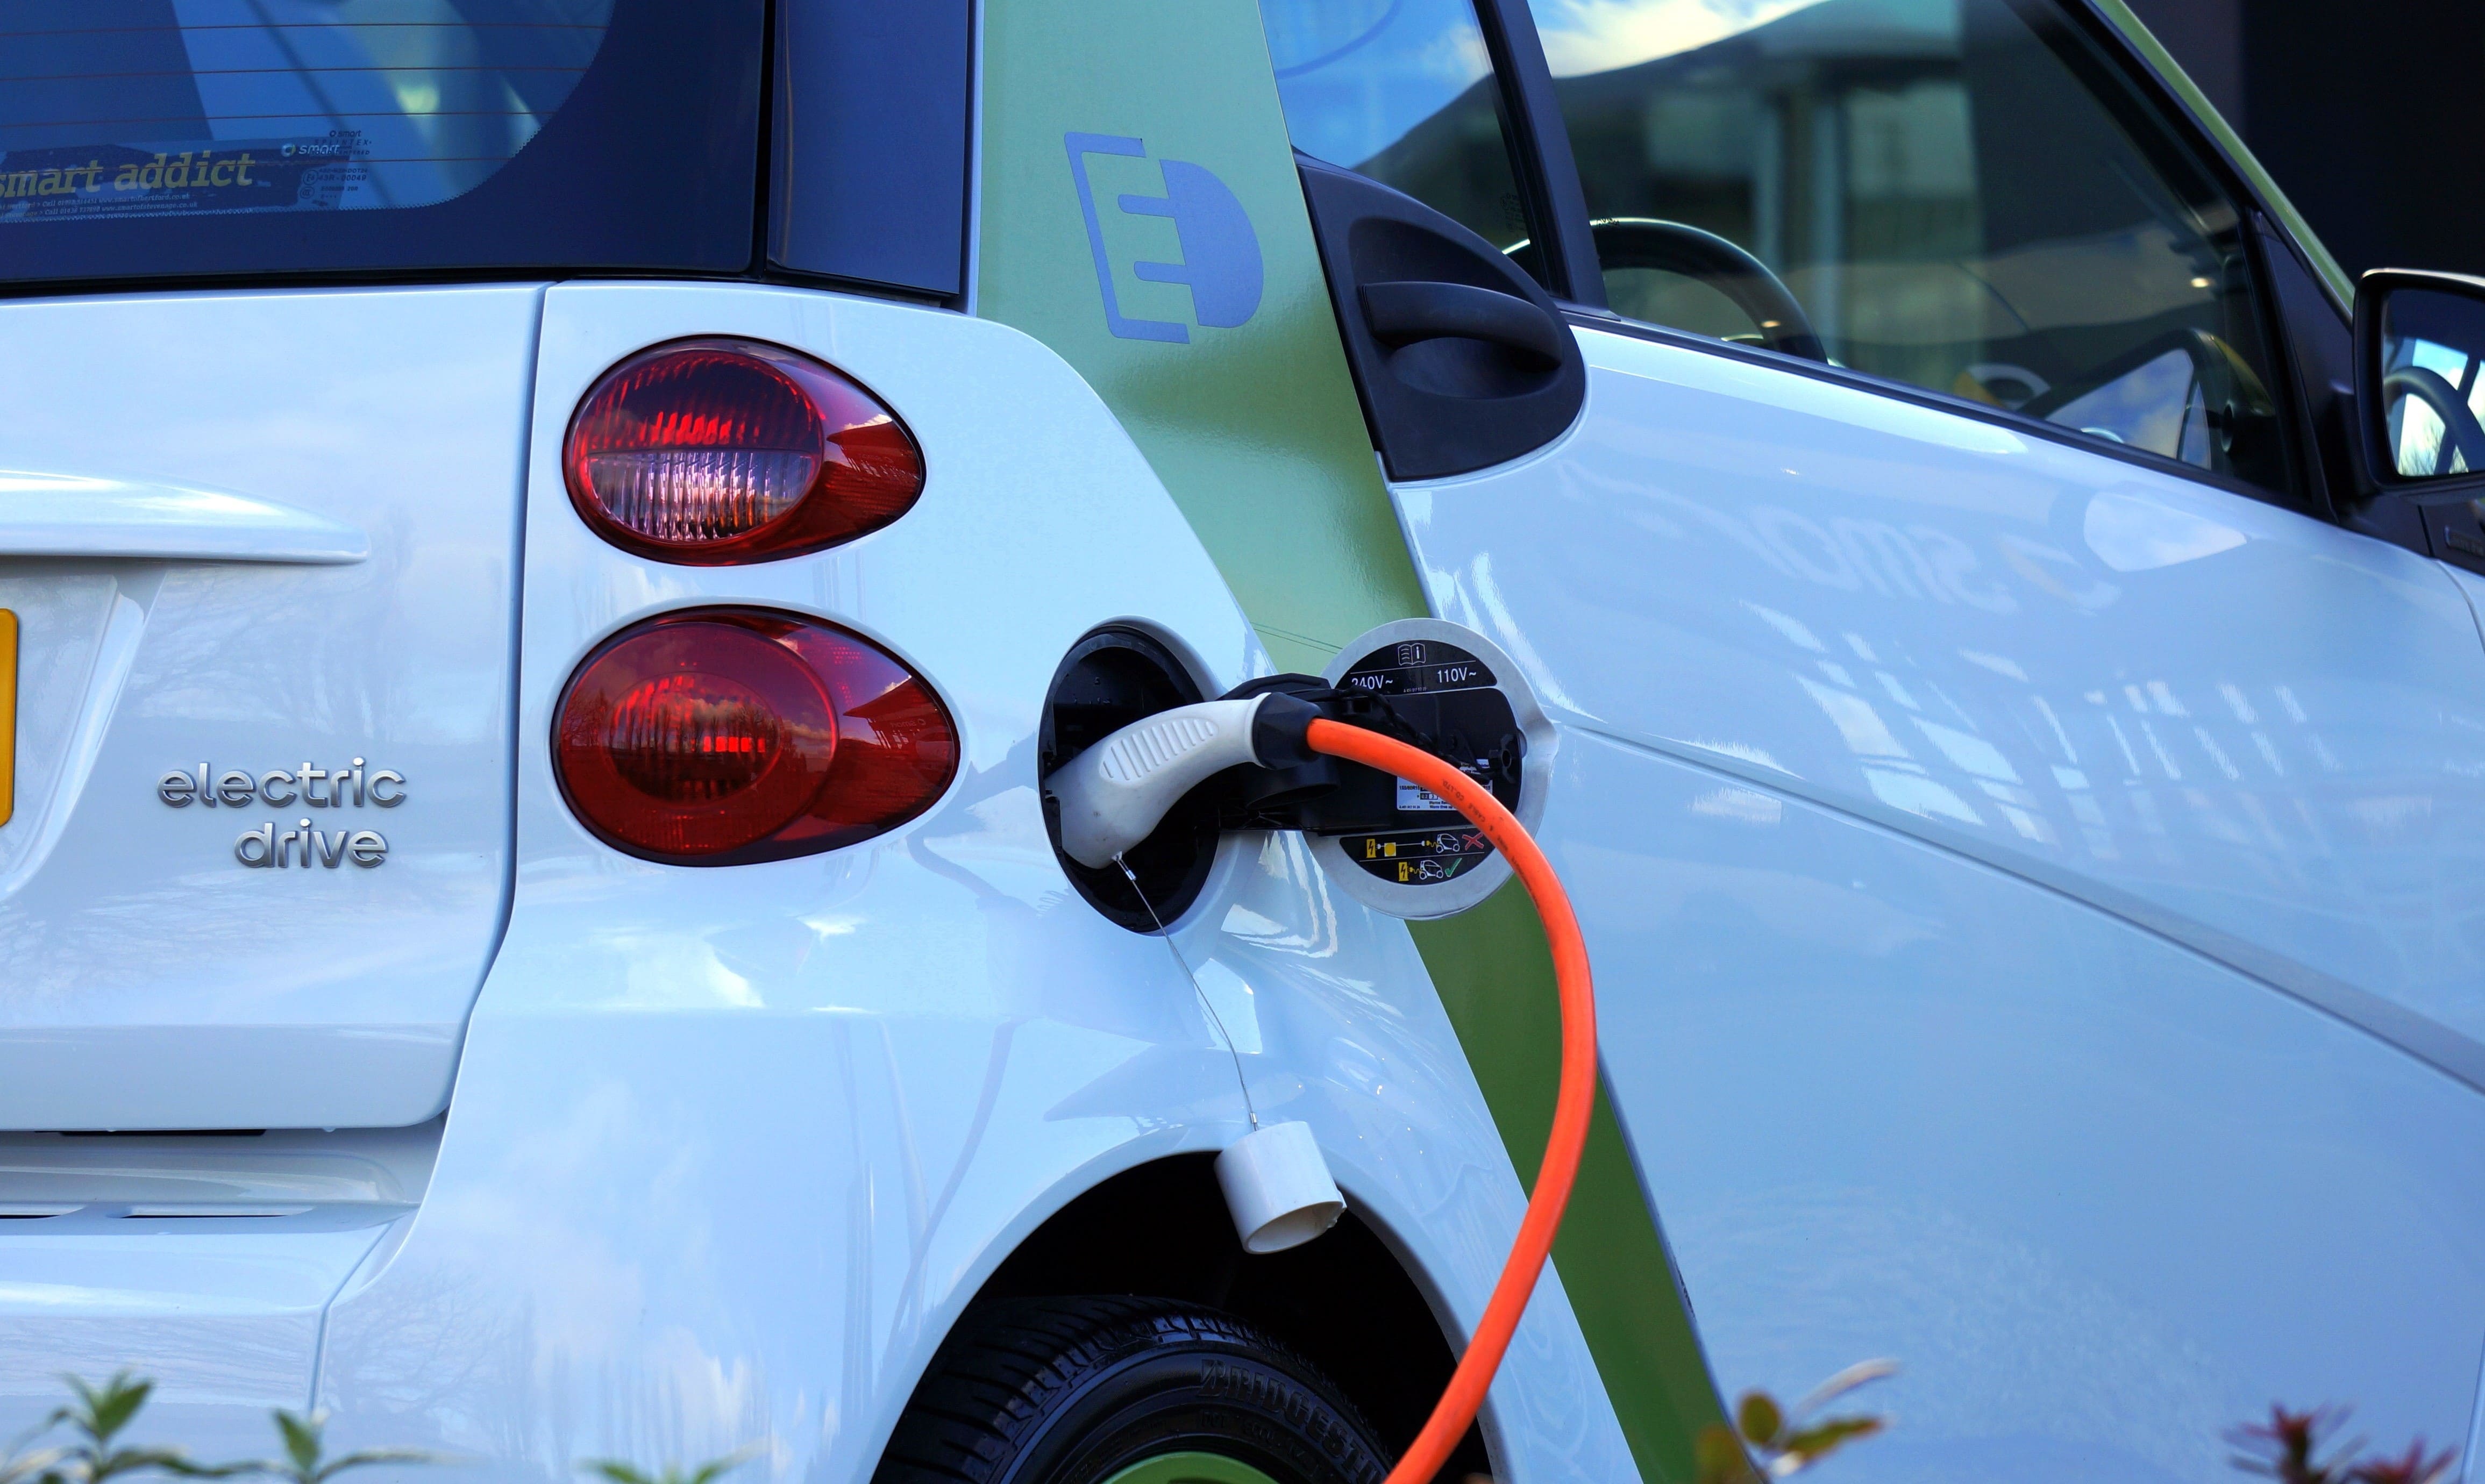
[1046,694,1321,868]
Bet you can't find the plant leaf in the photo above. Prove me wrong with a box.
[1694,1423,1754,1484]
[2347,1441,2458,1484]
[85,1378,151,1447]
[311,1447,442,1484]
[0,1449,65,1484]
[1737,1392,1784,1449]
[1782,1415,1885,1465]
[1789,1361,1900,1422]
[275,1411,321,1476]
[683,1446,763,1484]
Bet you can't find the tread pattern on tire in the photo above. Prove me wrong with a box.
[875,1296,1390,1484]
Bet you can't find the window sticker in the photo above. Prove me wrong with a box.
[0,138,366,220]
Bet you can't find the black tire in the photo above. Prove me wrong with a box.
[875,1296,1393,1484]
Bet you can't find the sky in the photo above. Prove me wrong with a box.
[1527,0,1829,77]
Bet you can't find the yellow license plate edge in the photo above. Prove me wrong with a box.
[0,607,15,828]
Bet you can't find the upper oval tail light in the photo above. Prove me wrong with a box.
[555,609,957,865]
[565,338,923,564]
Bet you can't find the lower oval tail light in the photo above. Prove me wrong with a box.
[556,609,957,865]
[565,338,923,564]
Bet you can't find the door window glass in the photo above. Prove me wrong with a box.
[1517,0,2288,491]
[1257,0,1539,270]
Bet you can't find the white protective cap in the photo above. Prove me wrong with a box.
[1215,1119,1346,1253]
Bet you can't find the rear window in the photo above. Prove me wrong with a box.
[0,0,761,284]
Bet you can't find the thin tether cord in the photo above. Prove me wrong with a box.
[1114,851,1260,1129]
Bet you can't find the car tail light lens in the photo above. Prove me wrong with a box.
[554,609,956,865]
[564,338,923,563]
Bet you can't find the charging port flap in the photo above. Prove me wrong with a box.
[1308,620,1553,919]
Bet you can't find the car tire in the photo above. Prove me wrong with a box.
[874,1296,1393,1484]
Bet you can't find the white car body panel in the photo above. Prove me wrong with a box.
[0,281,1636,1484]
[1395,324,2485,1481]
[0,287,538,1131]
[0,1125,437,1459]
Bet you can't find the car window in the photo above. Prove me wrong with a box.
[1515,0,2290,493]
[7,0,610,218]
[1257,0,1544,282]
[0,0,762,284]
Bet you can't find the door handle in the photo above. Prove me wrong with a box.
[1358,281,1568,367]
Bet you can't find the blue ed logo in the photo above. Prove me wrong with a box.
[1065,133,1263,343]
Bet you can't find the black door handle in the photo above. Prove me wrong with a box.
[1358,281,1568,366]
[1298,156,1584,476]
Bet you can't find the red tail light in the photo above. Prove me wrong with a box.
[564,339,923,563]
[554,609,956,865]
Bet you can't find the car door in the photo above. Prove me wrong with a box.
[1261,0,2485,1479]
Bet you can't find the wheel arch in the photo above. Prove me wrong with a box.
[898,1153,1489,1479]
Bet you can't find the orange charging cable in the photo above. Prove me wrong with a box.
[1302,718,1598,1484]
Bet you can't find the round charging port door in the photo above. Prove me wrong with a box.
[1313,619,1554,919]
[1041,625,1222,931]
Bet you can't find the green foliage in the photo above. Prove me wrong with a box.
[579,1448,761,1484]
[1696,1360,1896,1484]
[230,1411,437,1484]
[25,1373,224,1484]
[0,1373,768,1484]
[0,1426,64,1484]
[1734,1393,1781,1450]
[11,1358,2452,1484]
[0,1381,437,1484]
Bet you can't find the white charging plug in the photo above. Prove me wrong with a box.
[1045,695,1278,868]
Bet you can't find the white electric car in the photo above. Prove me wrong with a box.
[4,2,2484,1484]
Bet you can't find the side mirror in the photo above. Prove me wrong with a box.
[2352,268,2485,503]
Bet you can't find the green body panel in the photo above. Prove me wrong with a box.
[974,4,1728,1480]
[1413,888,1732,1484]
[2092,0,2354,308]
[973,0,1420,673]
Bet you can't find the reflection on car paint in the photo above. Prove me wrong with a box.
[1394,322,2485,1482]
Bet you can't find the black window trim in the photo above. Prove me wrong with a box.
[1471,0,1601,305]
[2053,0,2344,322]
[0,259,971,310]
[1476,0,2355,518]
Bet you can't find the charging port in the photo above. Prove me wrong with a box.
[1040,626,1220,932]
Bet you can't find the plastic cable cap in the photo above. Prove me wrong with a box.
[1215,1120,1345,1254]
